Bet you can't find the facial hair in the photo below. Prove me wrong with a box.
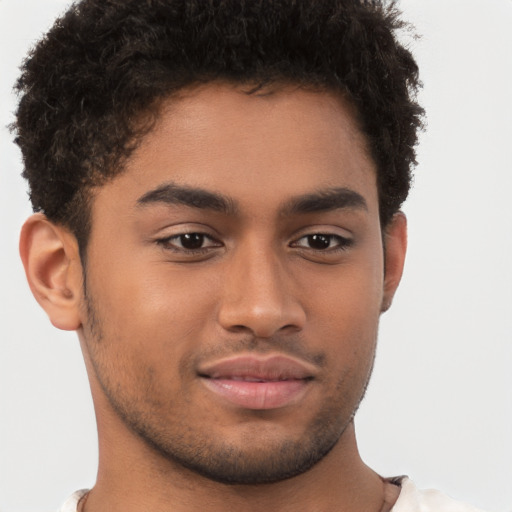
[82,283,376,485]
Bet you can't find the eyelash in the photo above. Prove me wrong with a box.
[291,233,353,253]
[156,233,222,254]
[156,232,353,255]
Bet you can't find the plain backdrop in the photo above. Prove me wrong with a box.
[1,1,511,511]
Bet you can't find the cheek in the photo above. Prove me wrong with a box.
[299,249,384,363]
[91,257,213,332]
[83,258,227,397]
[303,253,384,325]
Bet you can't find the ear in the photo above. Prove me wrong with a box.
[381,212,407,313]
[19,213,83,330]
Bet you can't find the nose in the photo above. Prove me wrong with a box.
[217,243,306,338]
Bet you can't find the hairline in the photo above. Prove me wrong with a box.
[60,79,393,264]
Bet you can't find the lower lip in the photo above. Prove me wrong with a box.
[200,378,310,410]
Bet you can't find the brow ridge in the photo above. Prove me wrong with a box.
[137,182,237,214]
[281,187,368,215]
[137,182,367,217]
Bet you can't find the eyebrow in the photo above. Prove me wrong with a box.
[136,182,367,217]
[137,182,237,215]
[281,187,368,216]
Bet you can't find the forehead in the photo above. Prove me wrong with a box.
[93,83,378,216]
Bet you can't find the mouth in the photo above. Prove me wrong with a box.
[197,355,316,410]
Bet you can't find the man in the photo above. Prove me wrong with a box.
[11,0,489,510]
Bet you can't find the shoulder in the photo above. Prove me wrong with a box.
[56,490,89,512]
[393,478,489,512]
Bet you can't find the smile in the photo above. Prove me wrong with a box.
[198,355,315,410]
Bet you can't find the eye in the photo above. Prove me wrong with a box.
[174,233,208,250]
[292,234,352,251]
[157,232,222,252]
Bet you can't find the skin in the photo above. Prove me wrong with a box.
[20,83,407,512]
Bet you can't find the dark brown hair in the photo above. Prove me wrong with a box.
[13,0,424,255]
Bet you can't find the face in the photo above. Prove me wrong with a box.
[79,83,396,484]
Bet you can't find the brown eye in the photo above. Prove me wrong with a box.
[307,234,331,250]
[179,233,205,250]
[156,232,222,253]
[292,233,353,252]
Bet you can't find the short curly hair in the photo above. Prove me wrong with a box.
[13,0,423,254]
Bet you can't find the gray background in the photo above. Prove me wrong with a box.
[1,1,511,510]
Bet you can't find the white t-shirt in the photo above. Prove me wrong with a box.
[392,478,487,511]
[57,478,488,511]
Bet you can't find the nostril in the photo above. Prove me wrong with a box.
[226,324,254,334]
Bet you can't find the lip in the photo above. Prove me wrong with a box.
[197,355,316,410]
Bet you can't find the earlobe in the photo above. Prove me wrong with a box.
[381,212,407,313]
[19,213,83,331]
